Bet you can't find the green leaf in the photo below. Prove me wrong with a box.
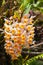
[19,0,29,11]
[38,0,43,2]
[2,0,5,6]
[26,54,43,65]
[24,3,31,14]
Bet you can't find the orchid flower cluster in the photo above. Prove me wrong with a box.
[4,14,35,60]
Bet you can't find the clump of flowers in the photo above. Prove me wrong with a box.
[4,13,35,60]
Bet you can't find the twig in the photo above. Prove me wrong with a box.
[23,42,43,51]
[22,51,43,55]
[29,42,43,49]
[0,28,4,32]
